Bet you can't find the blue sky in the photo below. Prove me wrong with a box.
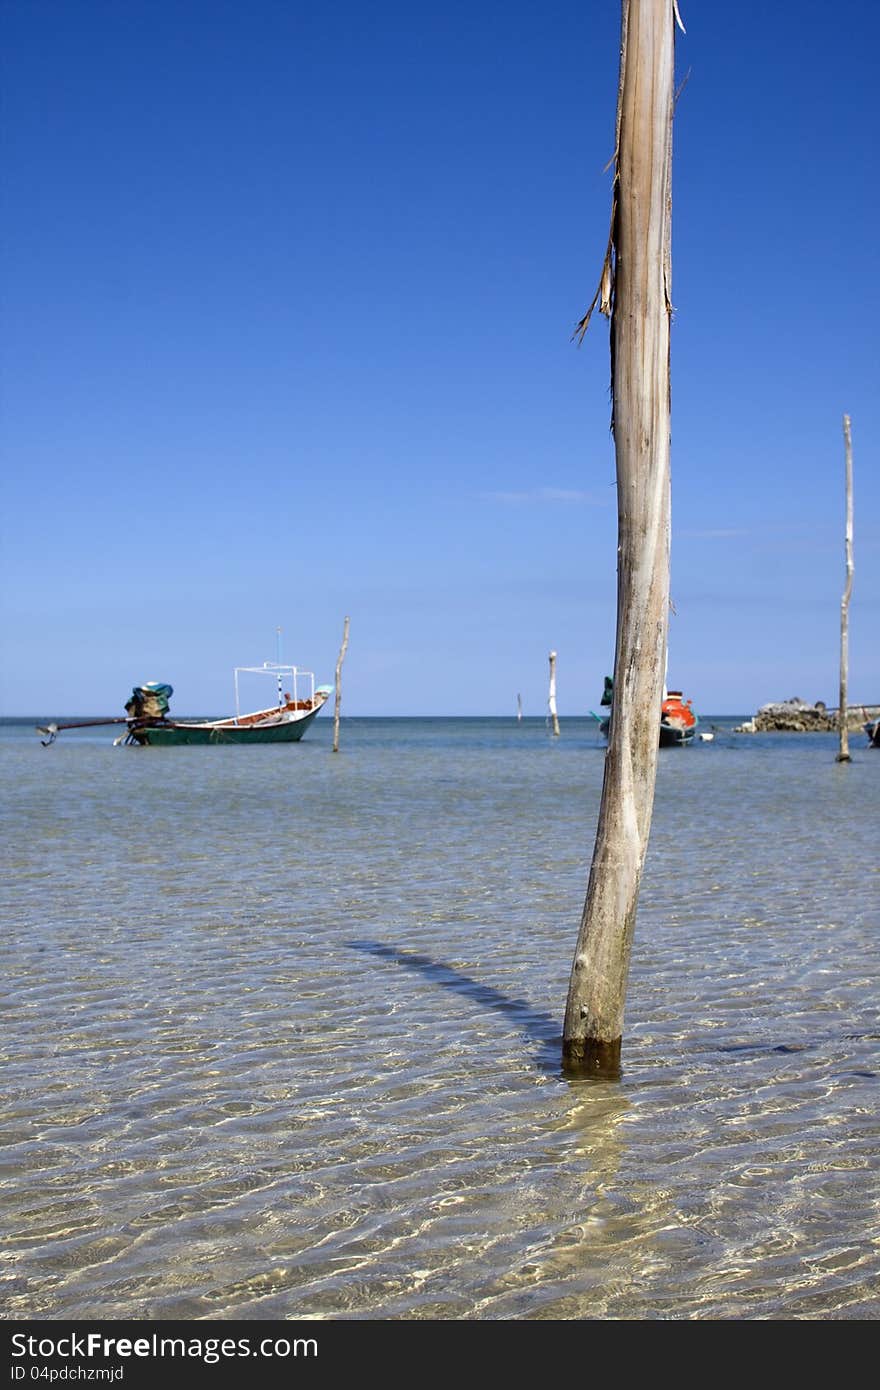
[2,1,878,717]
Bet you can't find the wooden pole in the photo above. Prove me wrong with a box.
[548,651,560,736]
[332,615,350,753]
[836,415,854,762]
[563,0,676,1075]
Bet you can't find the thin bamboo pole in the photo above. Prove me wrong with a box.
[548,651,560,736]
[332,615,350,753]
[836,415,854,762]
[563,0,676,1075]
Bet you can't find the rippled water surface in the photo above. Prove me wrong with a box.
[2,716,878,1320]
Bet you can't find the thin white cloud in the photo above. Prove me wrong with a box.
[482,487,609,505]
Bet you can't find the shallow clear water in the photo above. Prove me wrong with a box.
[2,715,878,1320]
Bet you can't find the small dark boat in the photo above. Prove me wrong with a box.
[594,677,699,747]
[659,690,699,746]
[866,717,880,749]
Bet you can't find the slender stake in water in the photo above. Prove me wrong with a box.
[333,616,350,753]
[836,416,854,763]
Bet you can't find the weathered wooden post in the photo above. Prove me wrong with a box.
[836,415,854,763]
[563,0,677,1074]
[548,651,560,736]
[332,615,350,753]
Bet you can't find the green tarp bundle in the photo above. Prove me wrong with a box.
[125,682,173,720]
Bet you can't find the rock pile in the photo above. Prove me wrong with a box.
[735,698,866,733]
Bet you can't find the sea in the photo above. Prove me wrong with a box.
[2,714,878,1321]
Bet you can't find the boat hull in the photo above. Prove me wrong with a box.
[659,721,696,747]
[130,705,323,746]
[598,716,697,746]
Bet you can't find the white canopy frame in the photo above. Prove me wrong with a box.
[233,663,316,723]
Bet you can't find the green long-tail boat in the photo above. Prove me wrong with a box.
[38,665,333,747]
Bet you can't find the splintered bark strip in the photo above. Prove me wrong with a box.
[837,415,854,762]
[563,0,675,1074]
[332,615,350,753]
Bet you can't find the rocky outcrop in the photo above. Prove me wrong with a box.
[735,698,873,733]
